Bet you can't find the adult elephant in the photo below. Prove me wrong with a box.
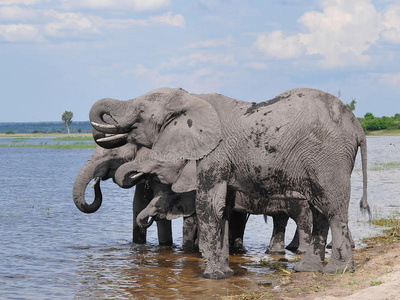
[89,87,369,278]
[72,143,174,245]
[115,147,312,254]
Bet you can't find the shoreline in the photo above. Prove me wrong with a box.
[225,215,400,299]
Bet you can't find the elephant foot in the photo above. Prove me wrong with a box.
[326,241,355,249]
[198,270,227,280]
[293,259,324,272]
[265,247,286,255]
[323,258,354,274]
[294,248,307,254]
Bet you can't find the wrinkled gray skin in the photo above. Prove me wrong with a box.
[72,143,175,245]
[134,178,311,254]
[89,87,369,279]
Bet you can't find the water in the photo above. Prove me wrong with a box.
[0,136,399,299]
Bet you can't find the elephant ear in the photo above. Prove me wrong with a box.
[171,160,197,193]
[152,88,222,161]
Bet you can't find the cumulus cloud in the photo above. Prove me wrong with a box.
[60,0,170,12]
[43,11,101,38]
[255,30,304,59]
[0,0,184,42]
[381,5,400,43]
[149,11,185,28]
[0,0,43,4]
[0,24,41,42]
[0,5,37,21]
[255,0,400,68]
[298,0,381,67]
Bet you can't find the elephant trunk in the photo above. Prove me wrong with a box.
[114,161,145,188]
[73,160,103,213]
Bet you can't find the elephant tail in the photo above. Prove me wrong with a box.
[359,137,371,221]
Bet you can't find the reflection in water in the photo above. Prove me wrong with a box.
[73,244,284,299]
[0,136,399,299]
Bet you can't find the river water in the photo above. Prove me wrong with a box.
[0,136,399,299]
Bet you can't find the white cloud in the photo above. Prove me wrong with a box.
[255,30,304,59]
[254,0,398,68]
[43,10,101,38]
[189,35,234,48]
[149,11,185,27]
[381,5,400,43]
[0,5,37,21]
[0,24,41,42]
[298,0,382,67]
[0,0,43,4]
[60,0,170,12]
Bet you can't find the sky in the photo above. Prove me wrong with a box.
[0,0,400,122]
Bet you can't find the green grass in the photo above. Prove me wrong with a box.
[370,162,400,171]
[53,136,94,141]
[362,214,400,245]
[0,142,96,149]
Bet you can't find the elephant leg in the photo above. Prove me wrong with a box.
[285,227,300,253]
[229,210,248,253]
[294,204,329,272]
[266,214,288,254]
[287,202,312,254]
[196,180,232,279]
[132,181,153,244]
[327,228,355,249]
[182,214,198,250]
[156,219,173,246]
[323,215,354,273]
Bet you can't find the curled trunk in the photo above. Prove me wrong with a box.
[73,160,103,213]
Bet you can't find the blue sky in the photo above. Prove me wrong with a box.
[1,0,399,122]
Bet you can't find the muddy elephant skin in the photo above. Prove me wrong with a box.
[89,87,369,279]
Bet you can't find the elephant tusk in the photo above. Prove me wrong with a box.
[91,122,119,130]
[90,177,101,188]
[130,172,144,181]
[96,133,129,143]
[139,216,156,229]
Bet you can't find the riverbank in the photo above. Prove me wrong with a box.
[0,133,92,138]
[225,215,400,299]
[0,133,95,149]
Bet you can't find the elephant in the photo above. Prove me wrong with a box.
[116,147,312,254]
[89,87,369,279]
[134,180,312,254]
[72,143,176,246]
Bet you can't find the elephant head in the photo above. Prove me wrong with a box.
[89,88,222,174]
[114,146,197,193]
[136,183,196,228]
[72,144,138,213]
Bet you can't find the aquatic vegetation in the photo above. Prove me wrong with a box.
[54,136,93,141]
[363,214,400,245]
[370,162,400,171]
[0,142,96,149]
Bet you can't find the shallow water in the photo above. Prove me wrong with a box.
[0,136,399,299]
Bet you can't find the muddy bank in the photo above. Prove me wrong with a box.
[226,241,400,299]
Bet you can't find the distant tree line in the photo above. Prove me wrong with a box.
[0,121,92,134]
[358,113,400,132]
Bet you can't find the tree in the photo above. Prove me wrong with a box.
[346,99,356,111]
[62,110,73,134]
